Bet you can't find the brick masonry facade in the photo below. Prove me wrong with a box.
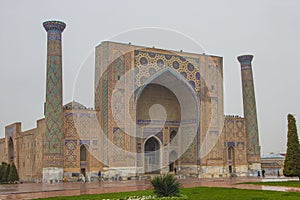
[0,22,261,182]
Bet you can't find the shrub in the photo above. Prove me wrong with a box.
[283,114,300,180]
[0,162,7,182]
[151,174,180,197]
[2,164,10,183]
[8,162,19,182]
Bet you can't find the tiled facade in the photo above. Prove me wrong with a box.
[1,103,102,182]
[0,21,261,182]
[95,41,260,178]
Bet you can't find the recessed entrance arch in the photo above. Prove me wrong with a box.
[8,137,14,163]
[136,67,200,174]
[144,136,161,173]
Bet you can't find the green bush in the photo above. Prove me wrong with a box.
[2,164,10,183]
[0,162,7,182]
[151,174,181,197]
[283,114,300,180]
[8,162,19,182]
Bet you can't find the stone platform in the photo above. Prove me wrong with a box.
[0,177,299,199]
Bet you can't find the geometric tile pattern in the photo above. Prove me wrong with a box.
[112,90,124,122]
[94,42,228,173]
[112,52,125,122]
[226,119,234,138]
[102,46,109,164]
[64,140,77,167]
[113,51,125,81]
[62,109,101,169]
[238,55,260,156]
[103,77,108,164]
[64,113,77,138]
[43,21,66,166]
[45,55,63,154]
[223,116,248,166]
[134,50,200,91]
[79,114,89,137]
[180,126,197,164]
[113,128,125,162]
[236,120,245,138]
[210,97,218,128]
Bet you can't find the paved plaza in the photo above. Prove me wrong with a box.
[0,177,299,199]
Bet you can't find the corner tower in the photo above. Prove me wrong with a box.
[237,55,261,174]
[43,20,66,182]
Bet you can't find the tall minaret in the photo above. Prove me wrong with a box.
[237,55,261,172]
[43,20,66,181]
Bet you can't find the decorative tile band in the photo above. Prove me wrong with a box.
[134,50,200,91]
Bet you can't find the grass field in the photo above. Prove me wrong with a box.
[37,186,300,200]
[242,181,300,188]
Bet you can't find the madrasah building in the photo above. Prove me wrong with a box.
[0,21,261,183]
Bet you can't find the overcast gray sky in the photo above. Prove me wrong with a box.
[1,0,300,154]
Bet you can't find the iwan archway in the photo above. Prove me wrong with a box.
[136,68,199,174]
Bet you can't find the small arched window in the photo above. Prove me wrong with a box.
[80,145,87,161]
[228,146,234,160]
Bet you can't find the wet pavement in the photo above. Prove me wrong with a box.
[0,177,299,199]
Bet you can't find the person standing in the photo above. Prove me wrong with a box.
[63,176,67,183]
[79,173,85,183]
[98,170,102,182]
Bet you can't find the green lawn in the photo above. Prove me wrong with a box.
[242,181,300,188]
[37,187,300,200]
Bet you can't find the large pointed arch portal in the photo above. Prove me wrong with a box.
[136,67,200,173]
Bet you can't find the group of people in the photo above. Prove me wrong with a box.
[62,168,282,183]
[258,169,280,178]
[258,169,266,177]
[62,170,102,183]
[258,169,265,177]
[79,170,102,183]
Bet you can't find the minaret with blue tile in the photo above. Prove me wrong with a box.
[43,20,66,182]
[238,55,261,174]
